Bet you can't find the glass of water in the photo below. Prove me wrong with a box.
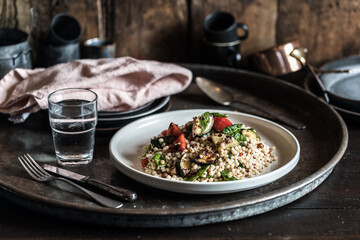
[48,88,98,166]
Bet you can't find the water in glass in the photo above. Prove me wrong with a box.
[49,99,97,165]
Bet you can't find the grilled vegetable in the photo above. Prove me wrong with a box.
[141,158,148,168]
[169,133,187,152]
[213,116,233,132]
[184,165,210,181]
[192,112,214,137]
[211,133,239,152]
[176,154,192,177]
[241,129,260,141]
[152,153,167,167]
[192,146,218,165]
[183,122,193,137]
[166,122,183,138]
[151,136,172,148]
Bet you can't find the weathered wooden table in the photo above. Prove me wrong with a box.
[0,66,358,239]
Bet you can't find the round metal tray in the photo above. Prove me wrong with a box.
[0,64,348,227]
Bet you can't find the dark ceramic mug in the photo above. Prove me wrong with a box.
[203,11,249,67]
[38,13,82,67]
[50,13,81,46]
[203,11,249,44]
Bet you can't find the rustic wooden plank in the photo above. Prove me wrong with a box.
[2,0,189,62]
[29,0,98,65]
[34,0,113,44]
[112,0,188,61]
[13,0,32,32]
[31,0,98,42]
[31,0,51,38]
[3,0,360,66]
[0,0,32,32]
[67,0,99,40]
[277,0,360,66]
[0,0,16,29]
[190,0,277,63]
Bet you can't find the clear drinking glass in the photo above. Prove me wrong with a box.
[48,88,98,166]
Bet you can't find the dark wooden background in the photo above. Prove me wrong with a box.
[1,0,360,67]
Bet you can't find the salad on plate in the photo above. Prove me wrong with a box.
[139,112,277,182]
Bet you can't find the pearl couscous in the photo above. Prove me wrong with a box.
[140,112,277,182]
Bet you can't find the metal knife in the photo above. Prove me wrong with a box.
[43,164,137,201]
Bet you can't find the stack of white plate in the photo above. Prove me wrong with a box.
[96,96,170,132]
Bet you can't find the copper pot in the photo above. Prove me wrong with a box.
[249,41,302,76]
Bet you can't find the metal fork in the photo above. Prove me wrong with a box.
[18,154,123,208]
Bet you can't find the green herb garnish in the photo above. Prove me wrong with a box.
[200,112,211,131]
[222,124,246,145]
[238,134,247,146]
[221,170,238,181]
[184,165,210,181]
[211,112,228,118]
[238,161,245,168]
[222,124,244,135]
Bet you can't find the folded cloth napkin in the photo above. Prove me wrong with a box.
[0,57,192,117]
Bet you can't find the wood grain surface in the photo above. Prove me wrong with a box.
[277,0,360,66]
[1,0,360,66]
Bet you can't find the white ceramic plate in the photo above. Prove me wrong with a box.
[109,109,300,194]
[97,100,155,117]
[98,97,170,121]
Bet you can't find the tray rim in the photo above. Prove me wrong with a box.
[0,64,349,225]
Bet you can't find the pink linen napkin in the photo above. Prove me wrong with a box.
[0,57,192,116]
